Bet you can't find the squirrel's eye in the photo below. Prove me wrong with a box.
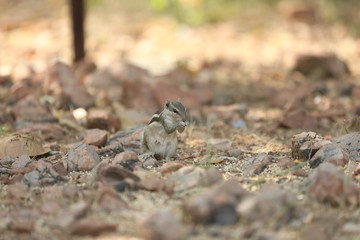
[173,109,179,114]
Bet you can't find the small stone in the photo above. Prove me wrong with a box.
[8,182,28,199]
[82,129,108,147]
[11,155,32,169]
[169,166,223,192]
[298,140,332,161]
[12,94,55,122]
[85,69,123,102]
[23,160,64,187]
[184,179,248,225]
[291,168,308,177]
[280,110,318,130]
[40,200,62,214]
[232,119,247,129]
[333,132,360,161]
[309,143,349,168]
[8,209,39,234]
[160,161,185,175]
[53,161,68,176]
[139,172,166,192]
[352,163,360,177]
[63,143,101,171]
[11,220,35,233]
[276,158,295,169]
[291,132,324,160]
[153,81,200,110]
[109,127,143,151]
[121,80,159,113]
[140,209,186,240]
[292,54,350,79]
[49,201,89,229]
[70,218,117,236]
[227,149,243,158]
[208,138,232,151]
[342,223,360,233]
[199,155,237,164]
[301,223,333,240]
[243,153,272,176]
[45,61,94,108]
[87,109,121,132]
[97,163,140,187]
[95,186,128,212]
[237,184,301,226]
[62,184,81,199]
[113,151,141,171]
[306,163,360,207]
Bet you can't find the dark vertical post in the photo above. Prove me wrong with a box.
[69,0,85,63]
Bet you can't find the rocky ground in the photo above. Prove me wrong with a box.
[1,1,360,240]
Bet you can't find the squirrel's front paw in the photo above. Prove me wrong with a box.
[180,121,189,127]
[138,152,155,162]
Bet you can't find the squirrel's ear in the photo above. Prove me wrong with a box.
[165,100,170,109]
[177,98,181,103]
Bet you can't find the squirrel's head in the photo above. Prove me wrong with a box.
[165,99,187,122]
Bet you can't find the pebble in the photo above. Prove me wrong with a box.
[48,201,89,229]
[232,119,247,129]
[70,218,117,236]
[12,94,56,122]
[23,160,64,187]
[113,151,141,171]
[227,148,244,158]
[46,61,94,108]
[208,138,233,151]
[280,110,318,130]
[306,163,360,207]
[63,143,101,171]
[8,182,28,199]
[95,186,128,212]
[333,132,360,161]
[11,155,32,169]
[87,109,121,132]
[291,132,325,160]
[140,209,186,240]
[168,166,223,192]
[137,171,166,192]
[82,128,108,147]
[309,143,349,168]
[184,179,248,225]
[160,161,185,175]
[97,163,140,188]
[237,184,301,226]
[243,153,272,176]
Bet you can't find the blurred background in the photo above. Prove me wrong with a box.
[1,0,359,75]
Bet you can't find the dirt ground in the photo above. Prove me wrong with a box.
[1,1,360,240]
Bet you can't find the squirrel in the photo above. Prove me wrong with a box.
[140,99,189,161]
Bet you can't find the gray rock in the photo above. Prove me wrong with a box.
[243,153,272,176]
[291,132,325,160]
[306,163,360,207]
[333,132,360,161]
[184,179,248,225]
[63,143,101,171]
[309,143,349,168]
[140,209,186,240]
[23,160,64,187]
[168,166,223,192]
[237,184,301,226]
